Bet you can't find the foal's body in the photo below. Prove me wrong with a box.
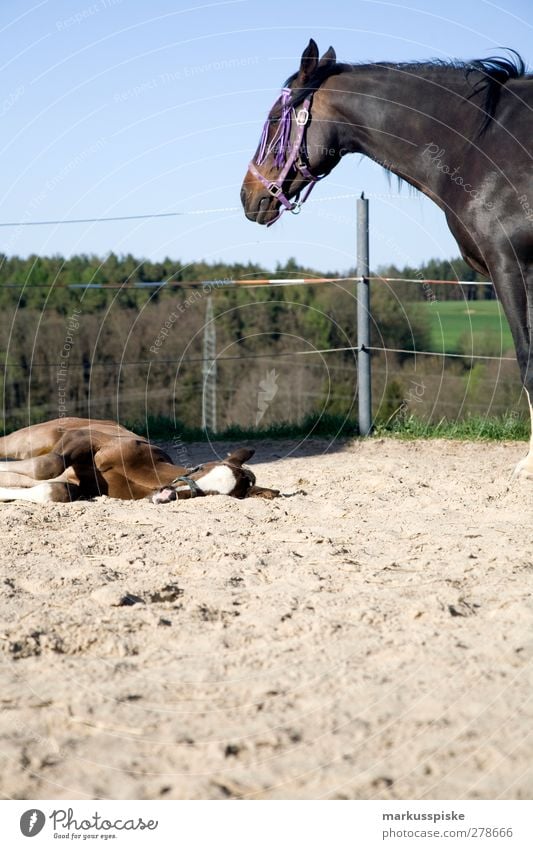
[0,418,276,503]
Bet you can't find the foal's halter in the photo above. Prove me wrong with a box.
[168,462,256,497]
[169,474,202,496]
[248,87,323,226]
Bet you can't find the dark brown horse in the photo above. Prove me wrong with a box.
[241,39,533,478]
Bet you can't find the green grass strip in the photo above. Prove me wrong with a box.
[127,412,529,443]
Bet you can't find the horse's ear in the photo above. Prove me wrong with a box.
[296,39,319,86]
[318,46,336,69]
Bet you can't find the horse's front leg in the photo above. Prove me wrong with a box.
[514,270,533,479]
[492,262,533,479]
[513,390,533,479]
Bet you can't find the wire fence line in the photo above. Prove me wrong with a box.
[367,345,516,362]
[0,191,422,229]
[0,275,492,290]
[1,344,515,371]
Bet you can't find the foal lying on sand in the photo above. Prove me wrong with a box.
[0,417,279,504]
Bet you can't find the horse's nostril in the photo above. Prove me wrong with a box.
[259,197,269,211]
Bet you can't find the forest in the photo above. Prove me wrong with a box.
[0,252,523,435]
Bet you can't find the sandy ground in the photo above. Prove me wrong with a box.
[0,437,532,801]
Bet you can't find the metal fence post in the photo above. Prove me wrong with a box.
[357,193,372,435]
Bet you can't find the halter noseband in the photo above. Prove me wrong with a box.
[248,87,323,226]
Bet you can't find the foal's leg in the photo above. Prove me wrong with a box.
[0,481,79,503]
[0,429,102,494]
[0,453,66,479]
[0,471,48,487]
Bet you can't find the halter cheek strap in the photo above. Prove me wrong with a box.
[248,91,323,226]
[169,475,202,496]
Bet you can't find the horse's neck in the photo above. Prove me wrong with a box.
[326,65,477,200]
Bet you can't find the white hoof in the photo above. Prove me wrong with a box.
[511,454,533,482]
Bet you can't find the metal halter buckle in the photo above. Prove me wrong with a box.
[296,107,309,126]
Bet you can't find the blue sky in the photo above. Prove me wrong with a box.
[1,0,532,274]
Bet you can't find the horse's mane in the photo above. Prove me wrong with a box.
[285,51,527,134]
[465,53,527,131]
[386,53,527,133]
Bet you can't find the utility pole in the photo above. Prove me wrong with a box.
[201,295,217,432]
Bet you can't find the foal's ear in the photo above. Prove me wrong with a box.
[296,39,320,86]
[226,447,255,466]
[318,46,336,69]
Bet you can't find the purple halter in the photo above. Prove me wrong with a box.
[248,87,323,226]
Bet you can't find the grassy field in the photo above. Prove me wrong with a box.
[422,299,514,353]
[129,413,529,443]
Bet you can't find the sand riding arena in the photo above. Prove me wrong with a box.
[0,437,532,800]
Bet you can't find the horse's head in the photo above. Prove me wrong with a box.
[241,39,341,226]
[151,448,258,504]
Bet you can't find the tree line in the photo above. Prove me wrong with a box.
[0,252,490,309]
[0,252,503,434]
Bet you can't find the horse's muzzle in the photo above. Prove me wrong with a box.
[240,173,282,225]
[241,188,280,225]
[151,486,177,504]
